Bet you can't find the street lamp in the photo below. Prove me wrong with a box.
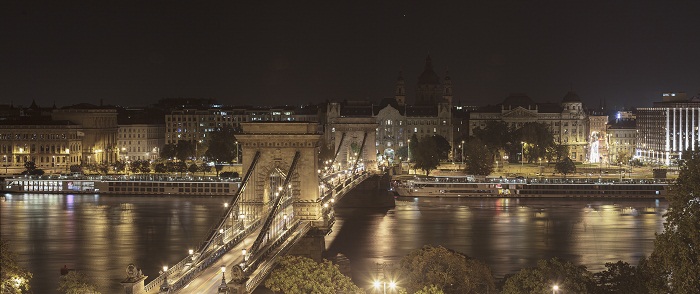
[217,266,229,293]
[159,266,169,293]
[461,140,465,167]
[552,284,559,294]
[234,141,239,164]
[373,280,397,294]
[407,139,411,162]
[521,141,525,174]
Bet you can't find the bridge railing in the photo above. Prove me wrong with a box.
[143,218,262,293]
[245,221,311,292]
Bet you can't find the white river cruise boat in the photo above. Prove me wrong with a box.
[392,175,669,198]
[2,174,240,196]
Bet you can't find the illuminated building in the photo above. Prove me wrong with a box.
[469,92,589,162]
[636,92,700,165]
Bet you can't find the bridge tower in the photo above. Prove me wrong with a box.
[236,122,326,229]
[326,116,378,171]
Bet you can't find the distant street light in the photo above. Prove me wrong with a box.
[520,141,525,174]
[461,140,465,167]
[552,284,559,294]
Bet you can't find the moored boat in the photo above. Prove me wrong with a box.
[393,175,669,198]
[2,174,240,196]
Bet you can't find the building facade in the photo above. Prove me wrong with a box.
[118,124,165,161]
[51,106,119,164]
[0,122,83,173]
[469,92,590,162]
[165,106,319,146]
[636,92,700,165]
[607,119,636,165]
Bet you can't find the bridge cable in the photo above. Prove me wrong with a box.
[351,132,368,171]
[329,132,346,167]
[248,151,301,263]
[196,151,261,258]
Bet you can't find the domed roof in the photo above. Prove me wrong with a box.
[562,91,582,103]
[502,93,536,107]
[418,56,440,85]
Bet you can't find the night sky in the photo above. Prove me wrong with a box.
[2,0,699,109]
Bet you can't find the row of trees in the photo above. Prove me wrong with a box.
[160,125,241,164]
[406,122,579,176]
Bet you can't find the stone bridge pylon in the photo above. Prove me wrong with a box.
[236,122,326,230]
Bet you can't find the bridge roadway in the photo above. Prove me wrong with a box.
[143,170,372,294]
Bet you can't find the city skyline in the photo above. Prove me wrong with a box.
[3,1,700,109]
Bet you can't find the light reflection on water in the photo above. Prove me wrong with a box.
[325,197,667,284]
[1,193,668,293]
[0,194,226,294]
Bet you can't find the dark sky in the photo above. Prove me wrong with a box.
[2,0,699,109]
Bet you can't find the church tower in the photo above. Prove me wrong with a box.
[442,69,452,106]
[416,55,443,105]
[395,71,406,106]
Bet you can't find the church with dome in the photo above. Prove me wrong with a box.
[324,56,454,164]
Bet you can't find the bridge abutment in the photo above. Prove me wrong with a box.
[287,230,327,262]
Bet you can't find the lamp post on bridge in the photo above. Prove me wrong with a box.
[159,266,169,293]
[217,266,230,293]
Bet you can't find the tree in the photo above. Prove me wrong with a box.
[200,162,212,175]
[398,245,495,294]
[396,146,409,160]
[412,136,440,176]
[473,121,512,153]
[165,161,176,173]
[138,160,151,174]
[154,162,166,173]
[650,148,700,293]
[264,255,362,294]
[188,163,199,174]
[58,271,100,294]
[1,240,33,294]
[515,122,556,163]
[502,257,595,294]
[97,163,109,175]
[555,157,576,177]
[111,160,126,174]
[546,143,569,163]
[414,285,445,294]
[69,165,82,174]
[431,134,451,161]
[129,160,141,174]
[205,126,238,164]
[593,261,646,293]
[174,162,187,175]
[214,164,224,176]
[175,141,196,162]
[22,161,44,175]
[160,143,177,160]
[23,161,36,173]
[463,138,494,176]
[613,149,632,166]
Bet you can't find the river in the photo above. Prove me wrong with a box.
[1,193,666,293]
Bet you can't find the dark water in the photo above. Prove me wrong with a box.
[324,197,667,287]
[1,194,227,294]
[1,194,666,293]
